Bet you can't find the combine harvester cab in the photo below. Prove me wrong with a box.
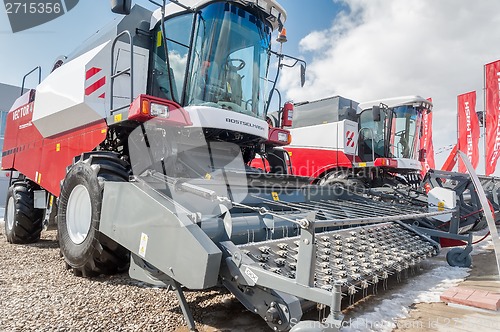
[0,1,469,331]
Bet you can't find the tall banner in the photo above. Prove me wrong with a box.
[420,98,435,176]
[457,91,480,173]
[485,60,500,176]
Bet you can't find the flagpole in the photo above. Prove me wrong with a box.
[483,64,487,175]
[456,95,459,172]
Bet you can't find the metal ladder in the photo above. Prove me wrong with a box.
[110,30,134,114]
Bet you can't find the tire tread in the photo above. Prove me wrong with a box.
[4,180,43,244]
[59,151,130,277]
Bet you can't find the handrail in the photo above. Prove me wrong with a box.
[21,66,41,96]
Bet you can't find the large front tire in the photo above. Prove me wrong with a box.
[4,181,43,244]
[58,152,130,277]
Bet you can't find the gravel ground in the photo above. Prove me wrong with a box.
[0,221,268,332]
[0,218,475,332]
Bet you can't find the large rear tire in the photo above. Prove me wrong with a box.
[4,181,43,244]
[58,152,130,277]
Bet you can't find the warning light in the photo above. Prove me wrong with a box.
[276,28,287,43]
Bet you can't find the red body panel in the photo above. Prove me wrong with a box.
[2,91,107,196]
[285,147,354,178]
[37,122,108,196]
[2,95,107,197]
[2,93,192,197]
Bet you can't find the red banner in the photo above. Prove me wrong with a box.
[485,60,500,175]
[420,99,435,176]
[441,144,458,171]
[457,91,479,173]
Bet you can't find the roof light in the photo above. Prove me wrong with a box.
[276,27,287,43]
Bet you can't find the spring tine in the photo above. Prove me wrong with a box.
[237,220,437,312]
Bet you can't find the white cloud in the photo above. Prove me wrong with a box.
[299,31,329,52]
[279,0,500,172]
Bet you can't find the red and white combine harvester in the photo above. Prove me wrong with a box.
[2,1,457,330]
[282,95,431,188]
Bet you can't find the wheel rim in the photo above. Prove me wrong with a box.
[6,196,15,231]
[66,184,92,245]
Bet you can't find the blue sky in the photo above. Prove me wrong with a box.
[0,1,152,87]
[1,0,500,174]
[0,0,341,88]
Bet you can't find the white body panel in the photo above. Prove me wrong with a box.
[394,158,422,170]
[152,0,287,30]
[428,187,456,222]
[32,42,109,138]
[8,90,32,113]
[185,106,268,139]
[358,95,433,113]
[288,120,358,155]
[32,41,149,138]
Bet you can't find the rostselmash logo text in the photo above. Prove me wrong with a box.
[464,101,473,160]
[226,118,265,132]
[3,0,79,33]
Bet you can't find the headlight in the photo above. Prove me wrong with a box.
[150,103,170,118]
[278,132,288,142]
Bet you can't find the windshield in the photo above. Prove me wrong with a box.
[185,2,271,119]
[389,106,420,159]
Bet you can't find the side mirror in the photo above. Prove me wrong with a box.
[372,105,381,122]
[300,64,306,87]
[281,102,294,127]
[111,0,131,15]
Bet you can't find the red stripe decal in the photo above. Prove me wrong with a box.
[85,77,106,96]
[85,67,102,80]
[98,93,105,99]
